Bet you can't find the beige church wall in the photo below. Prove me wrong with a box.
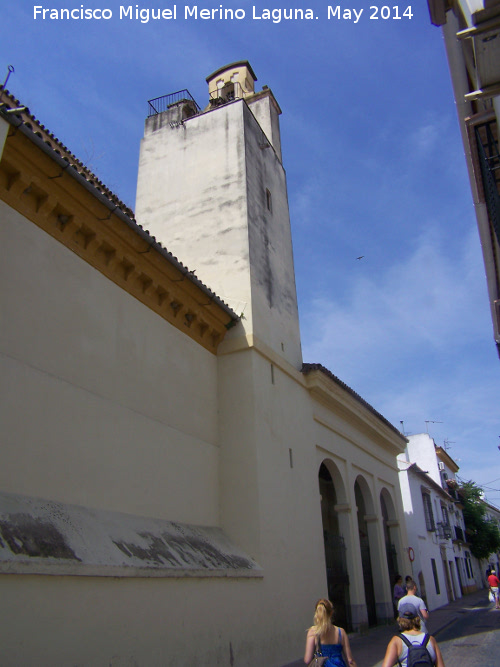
[0,205,220,525]
[217,344,330,646]
[0,573,305,666]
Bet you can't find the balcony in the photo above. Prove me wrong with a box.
[147,89,201,118]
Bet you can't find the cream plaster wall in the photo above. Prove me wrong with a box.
[135,98,302,369]
[0,574,298,666]
[0,206,220,524]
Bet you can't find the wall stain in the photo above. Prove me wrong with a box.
[0,513,80,560]
[113,529,254,570]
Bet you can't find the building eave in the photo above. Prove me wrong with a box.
[435,446,460,472]
[0,92,239,353]
[408,462,455,500]
[301,363,407,455]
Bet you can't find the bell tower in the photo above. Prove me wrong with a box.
[135,61,302,368]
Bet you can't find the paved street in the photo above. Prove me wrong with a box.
[436,599,500,667]
[281,588,500,667]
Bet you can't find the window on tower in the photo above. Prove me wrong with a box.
[266,188,272,213]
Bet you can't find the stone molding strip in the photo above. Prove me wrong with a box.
[0,491,262,578]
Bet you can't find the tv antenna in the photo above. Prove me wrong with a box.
[425,420,442,433]
[443,439,455,450]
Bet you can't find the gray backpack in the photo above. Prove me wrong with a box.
[397,633,433,667]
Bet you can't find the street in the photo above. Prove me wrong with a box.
[436,600,500,667]
[281,590,500,667]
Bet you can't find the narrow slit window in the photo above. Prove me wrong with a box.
[266,188,272,212]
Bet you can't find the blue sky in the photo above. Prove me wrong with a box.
[3,1,500,502]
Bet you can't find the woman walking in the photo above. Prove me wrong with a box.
[380,603,445,667]
[304,599,357,667]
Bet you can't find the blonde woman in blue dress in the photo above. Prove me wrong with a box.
[304,599,357,667]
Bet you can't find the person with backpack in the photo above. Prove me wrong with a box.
[380,603,445,667]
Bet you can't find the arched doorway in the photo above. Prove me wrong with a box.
[319,462,352,631]
[355,477,377,627]
[380,489,399,595]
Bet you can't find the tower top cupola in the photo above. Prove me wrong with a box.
[206,61,257,105]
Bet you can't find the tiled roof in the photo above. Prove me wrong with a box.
[301,362,405,438]
[0,88,239,321]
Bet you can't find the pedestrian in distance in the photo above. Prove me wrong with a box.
[398,580,429,633]
[405,575,416,594]
[380,603,445,667]
[304,598,357,667]
[487,569,500,609]
[393,574,405,619]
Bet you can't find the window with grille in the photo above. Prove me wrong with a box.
[441,504,449,526]
[422,493,435,531]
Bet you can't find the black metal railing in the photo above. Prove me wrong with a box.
[208,81,243,107]
[147,89,200,117]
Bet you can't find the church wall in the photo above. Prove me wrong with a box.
[0,574,294,666]
[217,345,331,656]
[0,204,220,525]
[0,66,411,665]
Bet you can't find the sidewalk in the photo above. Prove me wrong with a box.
[281,588,489,667]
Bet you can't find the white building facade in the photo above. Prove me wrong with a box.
[398,433,479,611]
[427,0,500,356]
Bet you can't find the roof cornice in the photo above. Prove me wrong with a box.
[0,105,237,352]
[301,363,406,456]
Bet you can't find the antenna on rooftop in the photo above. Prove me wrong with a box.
[1,65,14,91]
[425,420,442,433]
[443,439,455,450]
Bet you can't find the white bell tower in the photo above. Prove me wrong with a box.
[135,61,302,369]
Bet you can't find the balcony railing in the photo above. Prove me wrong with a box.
[148,89,200,117]
[208,81,243,107]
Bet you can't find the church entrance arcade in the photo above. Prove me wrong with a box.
[318,462,352,632]
[318,461,400,631]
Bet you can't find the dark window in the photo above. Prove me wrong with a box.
[431,558,440,594]
[266,188,272,212]
[441,505,449,526]
[465,552,473,579]
[422,493,435,531]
